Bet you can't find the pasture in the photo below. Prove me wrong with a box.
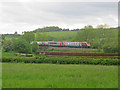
[42,31,77,41]
[2,63,118,88]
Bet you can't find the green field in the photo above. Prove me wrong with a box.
[1,51,15,57]
[43,31,77,41]
[2,63,118,88]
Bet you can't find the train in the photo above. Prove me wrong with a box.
[31,41,90,48]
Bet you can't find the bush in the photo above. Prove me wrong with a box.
[3,40,13,52]
[26,54,33,57]
[2,56,119,65]
[12,39,32,53]
[103,43,118,53]
[32,42,39,52]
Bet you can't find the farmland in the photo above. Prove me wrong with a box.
[2,63,118,88]
[39,31,77,41]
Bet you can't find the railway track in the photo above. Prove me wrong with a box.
[35,51,119,57]
[49,47,103,51]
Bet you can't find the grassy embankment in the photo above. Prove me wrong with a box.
[44,31,77,41]
[2,63,118,88]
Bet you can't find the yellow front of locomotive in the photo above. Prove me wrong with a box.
[86,42,90,48]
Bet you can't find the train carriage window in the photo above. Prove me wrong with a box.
[45,42,48,44]
[37,42,40,44]
[49,42,57,44]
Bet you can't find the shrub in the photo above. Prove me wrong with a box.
[32,42,39,52]
[26,54,33,57]
[3,40,13,52]
[12,39,32,53]
[2,56,119,65]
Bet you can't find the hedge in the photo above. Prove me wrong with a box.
[2,56,119,65]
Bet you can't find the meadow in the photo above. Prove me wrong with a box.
[2,63,118,88]
[43,31,77,41]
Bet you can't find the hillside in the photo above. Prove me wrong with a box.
[41,31,77,41]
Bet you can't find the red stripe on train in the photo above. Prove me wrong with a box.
[79,42,81,46]
[60,42,62,46]
[63,42,65,46]
[44,42,45,45]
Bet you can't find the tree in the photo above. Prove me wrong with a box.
[14,31,17,35]
[32,42,39,52]
[34,26,62,32]
[83,25,93,30]
[1,34,6,45]
[97,24,109,29]
[3,40,13,52]
[21,31,35,43]
[13,39,32,53]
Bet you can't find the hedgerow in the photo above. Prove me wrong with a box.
[2,56,119,65]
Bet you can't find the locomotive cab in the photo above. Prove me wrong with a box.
[86,42,90,48]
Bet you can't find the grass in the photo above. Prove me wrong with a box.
[43,31,77,41]
[2,63,118,88]
[47,49,103,53]
[1,50,15,57]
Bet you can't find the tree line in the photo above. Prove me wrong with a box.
[1,24,119,53]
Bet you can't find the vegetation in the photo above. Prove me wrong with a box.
[1,50,15,57]
[20,31,35,43]
[33,26,62,32]
[12,39,32,53]
[2,63,118,88]
[1,25,119,53]
[31,42,39,52]
[73,26,118,53]
[2,55,119,65]
[3,40,13,52]
[47,48,103,53]
[44,31,77,41]
[35,32,49,41]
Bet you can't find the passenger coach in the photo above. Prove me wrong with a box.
[31,41,90,48]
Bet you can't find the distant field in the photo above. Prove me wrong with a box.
[42,31,77,41]
[2,63,118,88]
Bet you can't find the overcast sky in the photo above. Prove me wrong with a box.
[0,0,118,34]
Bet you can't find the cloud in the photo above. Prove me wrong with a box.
[0,2,118,34]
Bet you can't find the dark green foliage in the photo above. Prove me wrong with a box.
[33,26,62,33]
[2,34,20,40]
[1,34,6,45]
[32,42,39,52]
[20,31,35,43]
[2,56,119,65]
[3,40,13,52]
[12,39,32,53]
[103,43,118,53]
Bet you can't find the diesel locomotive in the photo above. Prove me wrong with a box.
[31,41,90,48]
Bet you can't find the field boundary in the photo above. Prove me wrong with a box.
[35,51,119,56]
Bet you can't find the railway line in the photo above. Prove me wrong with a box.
[48,46,103,51]
[35,51,119,57]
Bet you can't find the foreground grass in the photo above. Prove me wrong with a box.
[2,63,118,88]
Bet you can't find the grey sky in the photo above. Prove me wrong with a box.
[0,0,118,34]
